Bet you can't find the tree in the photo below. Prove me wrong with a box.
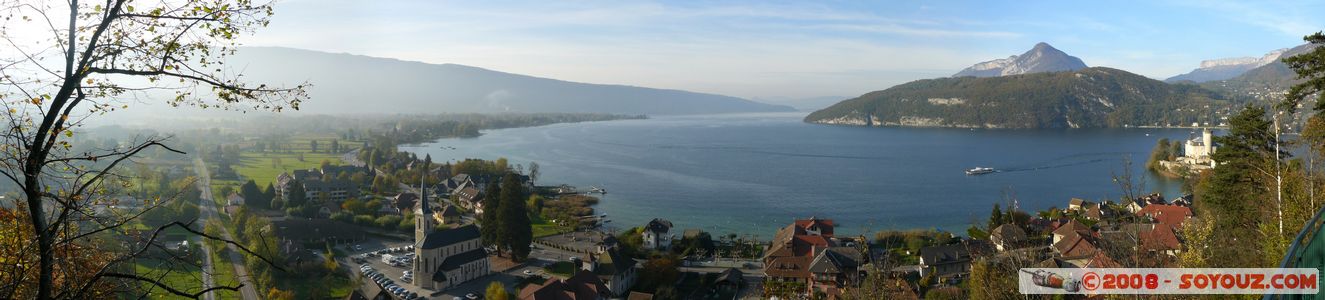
[1281,32,1325,114]
[0,1,304,298]
[264,183,277,207]
[480,178,503,254]
[330,139,340,153]
[498,173,533,261]
[286,180,308,208]
[485,282,509,300]
[240,180,264,209]
[1199,105,1282,267]
[528,162,540,184]
[310,140,320,153]
[987,203,1003,230]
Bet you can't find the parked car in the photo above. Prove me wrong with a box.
[466,293,480,300]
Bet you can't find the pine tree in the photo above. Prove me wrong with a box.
[480,179,504,255]
[286,180,308,208]
[1200,104,1279,267]
[498,173,533,261]
[988,204,1003,230]
[240,180,264,209]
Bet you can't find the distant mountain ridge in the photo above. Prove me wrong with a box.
[1166,47,1289,83]
[952,42,1087,77]
[219,47,793,115]
[806,67,1226,129]
[1197,43,1322,100]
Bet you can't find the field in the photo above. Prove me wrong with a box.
[133,259,205,300]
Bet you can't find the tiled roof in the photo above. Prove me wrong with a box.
[1137,204,1192,228]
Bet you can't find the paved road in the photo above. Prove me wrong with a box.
[198,234,217,300]
[194,157,260,300]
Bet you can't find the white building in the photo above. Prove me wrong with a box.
[1179,129,1216,168]
[641,218,673,250]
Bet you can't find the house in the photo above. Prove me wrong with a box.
[270,219,367,246]
[275,165,370,203]
[1068,198,1093,211]
[518,270,612,300]
[714,268,745,294]
[1051,219,1092,245]
[641,218,673,250]
[435,205,461,225]
[918,244,971,280]
[443,174,475,195]
[1126,193,1168,213]
[1136,204,1192,229]
[627,292,654,300]
[580,246,637,297]
[393,192,418,214]
[1172,194,1194,207]
[226,193,245,206]
[807,247,865,297]
[454,187,483,213]
[346,281,391,300]
[989,224,1027,251]
[763,217,863,298]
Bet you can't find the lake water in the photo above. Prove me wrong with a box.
[401,112,1194,238]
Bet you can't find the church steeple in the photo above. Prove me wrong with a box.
[416,157,435,236]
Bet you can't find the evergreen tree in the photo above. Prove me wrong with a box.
[310,140,319,153]
[987,204,1003,230]
[286,180,308,208]
[264,183,277,206]
[1199,104,1280,267]
[498,173,533,261]
[240,180,265,209]
[480,180,504,255]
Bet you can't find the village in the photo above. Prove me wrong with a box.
[229,145,1198,300]
[95,126,1207,300]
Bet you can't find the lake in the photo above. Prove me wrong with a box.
[401,112,1194,238]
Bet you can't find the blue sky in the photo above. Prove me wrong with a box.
[243,0,1325,99]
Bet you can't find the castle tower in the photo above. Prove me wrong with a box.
[1202,128,1213,153]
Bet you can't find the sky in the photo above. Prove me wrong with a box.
[192,1,1325,99]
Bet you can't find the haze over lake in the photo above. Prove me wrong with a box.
[403,112,1190,237]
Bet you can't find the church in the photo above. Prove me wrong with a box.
[412,159,490,291]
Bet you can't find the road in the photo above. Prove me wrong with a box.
[198,234,217,300]
[194,157,261,300]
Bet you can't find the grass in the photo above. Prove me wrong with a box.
[206,245,242,300]
[231,151,346,187]
[133,258,205,299]
[544,261,576,277]
[273,271,354,298]
[533,223,569,238]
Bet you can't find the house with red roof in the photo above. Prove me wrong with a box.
[1136,204,1192,229]
[763,217,863,298]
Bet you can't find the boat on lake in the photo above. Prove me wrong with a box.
[966,167,996,175]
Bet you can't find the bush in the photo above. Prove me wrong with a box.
[376,215,403,229]
[354,215,376,226]
[330,212,353,223]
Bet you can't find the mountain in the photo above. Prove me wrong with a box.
[1165,48,1289,83]
[806,67,1227,129]
[952,42,1088,77]
[751,96,849,111]
[216,47,793,115]
[1198,44,1321,101]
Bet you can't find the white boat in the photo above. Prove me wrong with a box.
[966,167,996,175]
[589,186,607,194]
